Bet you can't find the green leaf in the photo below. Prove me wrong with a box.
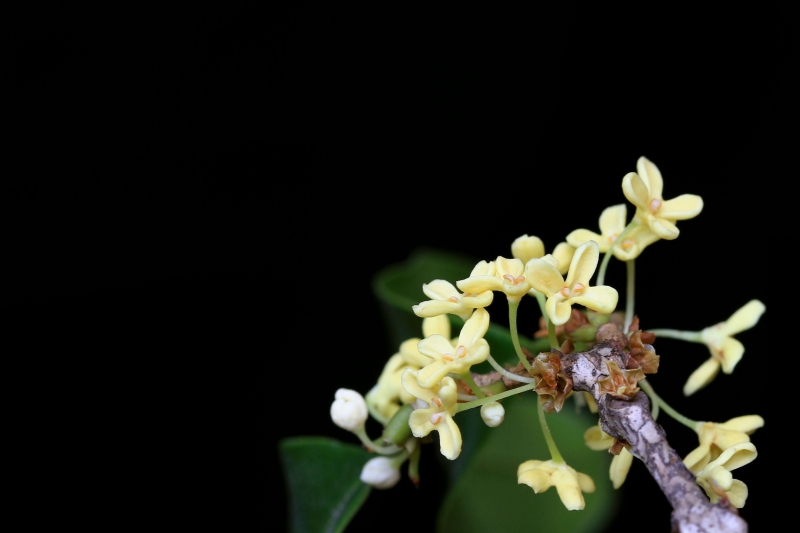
[436,394,619,533]
[279,436,373,533]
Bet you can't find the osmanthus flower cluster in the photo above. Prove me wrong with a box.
[328,156,766,528]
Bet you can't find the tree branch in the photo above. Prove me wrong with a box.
[560,343,748,533]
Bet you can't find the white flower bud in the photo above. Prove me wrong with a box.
[480,401,505,427]
[360,456,401,489]
[330,388,368,432]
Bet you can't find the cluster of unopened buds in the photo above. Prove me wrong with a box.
[330,156,766,514]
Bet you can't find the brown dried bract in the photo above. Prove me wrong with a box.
[627,315,656,344]
[609,438,630,456]
[627,330,660,374]
[598,360,644,399]
[530,351,573,413]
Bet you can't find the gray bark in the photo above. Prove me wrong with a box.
[560,343,748,533]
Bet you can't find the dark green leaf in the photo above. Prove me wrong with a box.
[279,437,373,533]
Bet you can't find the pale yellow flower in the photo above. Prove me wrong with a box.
[413,279,493,321]
[683,300,766,396]
[401,370,462,460]
[511,234,545,264]
[695,442,757,508]
[525,240,618,326]
[366,316,452,422]
[457,256,531,302]
[621,156,703,240]
[415,308,490,388]
[610,225,660,261]
[683,415,764,472]
[517,459,596,510]
[566,204,660,261]
[583,422,634,489]
[567,204,628,253]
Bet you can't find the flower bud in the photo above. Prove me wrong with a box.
[360,456,401,489]
[480,401,505,427]
[330,388,368,432]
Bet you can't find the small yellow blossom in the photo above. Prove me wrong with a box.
[366,316,452,422]
[683,415,764,472]
[567,204,628,253]
[566,204,660,261]
[683,300,766,396]
[401,370,462,460]
[610,225,660,261]
[525,241,618,326]
[415,308,491,388]
[511,234,545,264]
[517,459,596,510]
[457,256,531,302]
[412,279,494,321]
[695,442,757,508]
[621,156,704,240]
[583,422,634,489]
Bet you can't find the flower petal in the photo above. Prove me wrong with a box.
[660,194,704,220]
[551,243,576,275]
[566,229,605,251]
[566,241,599,286]
[518,468,552,494]
[599,204,627,236]
[422,315,451,338]
[398,338,431,367]
[422,279,458,299]
[683,443,711,472]
[718,337,744,374]
[648,216,680,240]
[525,258,565,296]
[459,308,490,346]
[708,442,757,472]
[547,297,573,326]
[571,285,618,315]
[437,416,463,460]
[718,415,764,434]
[609,448,634,489]
[417,335,456,359]
[621,172,650,211]
[722,300,766,335]
[683,358,720,396]
[727,480,749,508]
[636,156,663,198]
[456,275,502,294]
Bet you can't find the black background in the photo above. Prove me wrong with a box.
[9,3,792,532]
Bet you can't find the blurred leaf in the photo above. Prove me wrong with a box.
[279,437,373,533]
[437,394,619,533]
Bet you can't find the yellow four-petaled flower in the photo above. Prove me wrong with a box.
[525,240,618,326]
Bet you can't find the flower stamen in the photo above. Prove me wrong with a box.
[648,198,662,214]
